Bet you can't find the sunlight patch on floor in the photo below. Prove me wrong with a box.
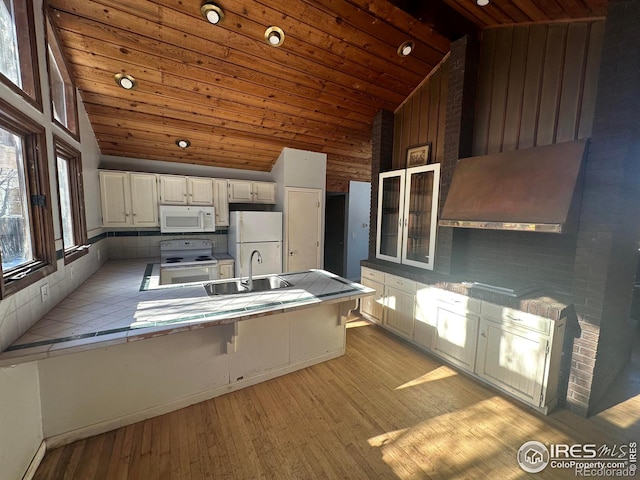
[395,365,458,390]
[366,397,567,479]
[346,319,372,329]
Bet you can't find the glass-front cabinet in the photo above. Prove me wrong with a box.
[376,164,440,270]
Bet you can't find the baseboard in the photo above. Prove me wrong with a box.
[22,440,46,480]
[45,349,344,449]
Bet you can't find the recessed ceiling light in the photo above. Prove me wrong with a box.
[114,73,137,90]
[175,139,191,149]
[397,41,415,57]
[201,2,224,24]
[477,0,490,6]
[264,26,285,47]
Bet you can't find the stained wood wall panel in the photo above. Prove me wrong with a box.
[473,20,604,156]
[393,59,449,170]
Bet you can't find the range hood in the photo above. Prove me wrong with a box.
[439,139,587,233]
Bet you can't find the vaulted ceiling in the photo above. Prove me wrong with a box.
[47,0,608,191]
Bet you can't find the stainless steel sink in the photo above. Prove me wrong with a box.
[203,275,292,296]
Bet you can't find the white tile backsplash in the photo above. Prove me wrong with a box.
[0,238,108,353]
[107,233,228,259]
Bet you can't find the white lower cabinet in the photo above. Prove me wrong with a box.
[359,267,566,413]
[360,267,385,324]
[218,260,235,280]
[475,302,566,411]
[414,283,435,349]
[432,292,481,372]
[383,274,416,339]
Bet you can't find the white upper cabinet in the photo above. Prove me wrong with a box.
[228,180,254,203]
[188,177,214,205]
[252,181,276,203]
[213,179,229,227]
[159,175,188,205]
[99,171,158,227]
[228,180,276,204]
[376,164,440,270]
[159,175,214,206]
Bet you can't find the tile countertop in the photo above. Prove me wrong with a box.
[361,259,574,321]
[0,259,374,366]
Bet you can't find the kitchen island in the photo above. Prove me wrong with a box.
[0,259,374,447]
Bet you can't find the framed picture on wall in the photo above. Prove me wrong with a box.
[406,144,430,168]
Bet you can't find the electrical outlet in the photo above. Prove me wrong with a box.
[97,249,101,261]
[69,265,74,279]
[40,283,49,303]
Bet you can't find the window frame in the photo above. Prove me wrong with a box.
[53,135,87,264]
[45,13,79,139]
[0,0,43,109]
[0,98,56,298]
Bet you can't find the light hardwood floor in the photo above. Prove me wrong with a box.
[34,320,639,479]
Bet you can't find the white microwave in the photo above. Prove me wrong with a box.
[159,205,215,233]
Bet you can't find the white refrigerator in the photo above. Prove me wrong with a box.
[228,211,283,278]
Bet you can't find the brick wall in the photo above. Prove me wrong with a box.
[369,110,394,259]
[566,0,640,416]
[436,36,478,275]
[463,230,578,292]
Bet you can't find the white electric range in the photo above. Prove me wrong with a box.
[159,239,219,285]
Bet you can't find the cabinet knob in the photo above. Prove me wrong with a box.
[480,331,486,338]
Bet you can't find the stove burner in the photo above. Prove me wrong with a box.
[195,256,213,261]
[164,257,183,263]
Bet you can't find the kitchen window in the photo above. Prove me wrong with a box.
[46,16,78,137]
[0,0,41,107]
[54,136,87,264]
[0,99,56,298]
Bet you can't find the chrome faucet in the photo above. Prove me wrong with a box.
[242,250,262,291]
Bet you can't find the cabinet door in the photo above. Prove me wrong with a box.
[360,278,384,324]
[188,177,214,205]
[99,171,131,227]
[252,182,276,203]
[384,285,415,338]
[433,304,479,372]
[213,179,229,226]
[401,164,440,270]
[414,284,436,350]
[159,175,188,205]
[376,171,405,263]
[130,173,159,226]
[228,180,253,202]
[218,262,234,279]
[476,318,548,407]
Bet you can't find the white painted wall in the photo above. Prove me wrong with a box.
[0,1,106,476]
[39,326,231,440]
[0,363,42,480]
[0,0,105,352]
[346,181,371,281]
[271,148,327,268]
[37,303,347,445]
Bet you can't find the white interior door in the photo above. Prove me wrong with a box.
[285,187,322,272]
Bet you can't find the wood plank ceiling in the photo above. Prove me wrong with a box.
[47,0,607,191]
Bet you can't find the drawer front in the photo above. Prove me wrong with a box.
[384,274,416,294]
[481,302,551,335]
[435,289,481,314]
[361,267,385,283]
